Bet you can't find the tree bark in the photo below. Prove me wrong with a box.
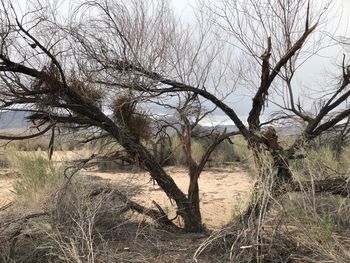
[116,133,204,232]
[290,177,350,197]
[186,163,204,232]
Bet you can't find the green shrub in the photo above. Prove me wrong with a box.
[170,134,253,166]
[170,136,210,165]
[232,135,250,162]
[291,146,341,180]
[12,153,59,196]
[211,140,237,164]
[170,135,186,165]
[191,139,205,163]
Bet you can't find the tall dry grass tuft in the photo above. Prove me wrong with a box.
[0,170,154,262]
[0,152,182,263]
[195,145,350,262]
[194,152,274,262]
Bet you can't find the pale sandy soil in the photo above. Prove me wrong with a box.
[83,166,253,228]
[0,149,253,228]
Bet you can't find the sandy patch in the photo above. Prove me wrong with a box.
[85,166,252,228]
[0,158,253,228]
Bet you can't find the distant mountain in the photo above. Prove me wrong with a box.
[275,125,303,135]
[0,111,29,130]
[213,124,239,133]
[0,110,302,134]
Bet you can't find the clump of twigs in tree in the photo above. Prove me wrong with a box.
[69,74,104,109]
[111,95,152,143]
[32,63,61,111]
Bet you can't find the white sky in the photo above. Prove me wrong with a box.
[169,0,350,126]
[7,0,350,126]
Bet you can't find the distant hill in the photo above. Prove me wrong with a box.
[213,124,239,133]
[0,110,301,134]
[0,111,29,130]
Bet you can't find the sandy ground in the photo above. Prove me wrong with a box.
[83,166,252,228]
[0,150,253,228]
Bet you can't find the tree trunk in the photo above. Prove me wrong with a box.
[186,165,203,232]
[241,143,293,224]
[112,128,205,232]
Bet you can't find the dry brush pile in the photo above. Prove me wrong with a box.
[0,154,212,263]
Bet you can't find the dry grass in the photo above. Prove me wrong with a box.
[0,154,219,262]
[2,139,350,262]
[0,173,215,263]
[194,146,350,263]
[263,193,350,262]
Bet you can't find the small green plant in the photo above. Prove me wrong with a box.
[12,153,59,196]
[232,136,251,162]
[291,146,342,181]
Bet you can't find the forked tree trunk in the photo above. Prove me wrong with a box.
[107,126,206,232]
[178,124,205,232]
[186,163,203,232]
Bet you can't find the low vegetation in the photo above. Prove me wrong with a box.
[1,137,350,262]
[0,154,209,263]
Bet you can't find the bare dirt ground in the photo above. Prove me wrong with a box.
[0,165,252,228]
[0,150,253,228]
[87,166,253,228]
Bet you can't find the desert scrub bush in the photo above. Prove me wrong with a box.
[191,139,205,163]
[211,140,238,164]
[171,135,240,166]
[0,174,153,263]
[290,146,344,180]
[232,136,251,162]
[170,135,186,165]
[10,153,60,199]
[231,135,257,175]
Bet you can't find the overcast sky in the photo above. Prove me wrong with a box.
[7,0,350,126]
[167,0,350,126]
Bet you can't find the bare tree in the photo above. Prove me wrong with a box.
[73,0,350,219]
[1,0,350,233]
[0,0,231,233]
[155,92,238,227]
